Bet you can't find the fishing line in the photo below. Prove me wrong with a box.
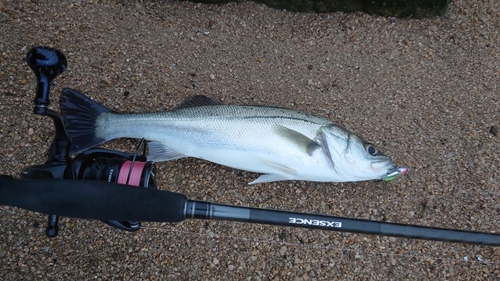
[118,138,148,186]
[118,161,146,186]
[140,226,500,266]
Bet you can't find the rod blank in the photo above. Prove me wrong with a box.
[186,201,500,246]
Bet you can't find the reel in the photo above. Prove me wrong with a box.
[66,145,156,231]
[23,46,159,236]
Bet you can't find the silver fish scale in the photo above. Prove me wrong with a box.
[167,105,330,124]
[100,105,336,156]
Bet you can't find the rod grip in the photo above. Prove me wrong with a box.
[0,176,186,222]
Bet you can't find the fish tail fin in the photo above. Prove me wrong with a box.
[59,88,113,154]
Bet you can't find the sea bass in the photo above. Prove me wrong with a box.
[60,88,407,184]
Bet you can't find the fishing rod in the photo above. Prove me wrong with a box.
[1,175,499,246]
[1,46,499,246]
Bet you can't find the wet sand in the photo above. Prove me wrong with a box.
[1,0,499,280]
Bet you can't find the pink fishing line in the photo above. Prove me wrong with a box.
[117,160,146,186]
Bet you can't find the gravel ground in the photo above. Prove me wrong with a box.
[1,0,499,280]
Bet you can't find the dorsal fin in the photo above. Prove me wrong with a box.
[174,95,223,110]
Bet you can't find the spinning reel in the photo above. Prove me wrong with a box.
[22,46,156,237]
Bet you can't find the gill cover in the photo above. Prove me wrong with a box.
[319,125,393,181]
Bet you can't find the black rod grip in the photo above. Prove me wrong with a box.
[0,176,186,222]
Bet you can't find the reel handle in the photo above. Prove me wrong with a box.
[25,46,69,237]
[26,46,67,114]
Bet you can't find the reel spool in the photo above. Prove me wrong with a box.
[66,148,156,231]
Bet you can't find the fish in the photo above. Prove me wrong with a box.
[59,88,407,184]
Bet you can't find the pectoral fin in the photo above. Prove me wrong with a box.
[274,125,320,155]
[147,141,186,162]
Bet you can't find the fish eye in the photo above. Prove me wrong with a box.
[364,143,379,156]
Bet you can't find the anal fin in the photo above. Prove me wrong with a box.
[147,141,185,162]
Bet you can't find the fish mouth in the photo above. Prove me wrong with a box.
[381,166,408,181]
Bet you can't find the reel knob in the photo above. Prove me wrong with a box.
[26,46,67,114]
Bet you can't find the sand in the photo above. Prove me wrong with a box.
[1,0,499,280]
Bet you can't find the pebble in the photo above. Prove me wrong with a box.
[490,125,498,136]
[279,245,287,256]
[102,76,112,86]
